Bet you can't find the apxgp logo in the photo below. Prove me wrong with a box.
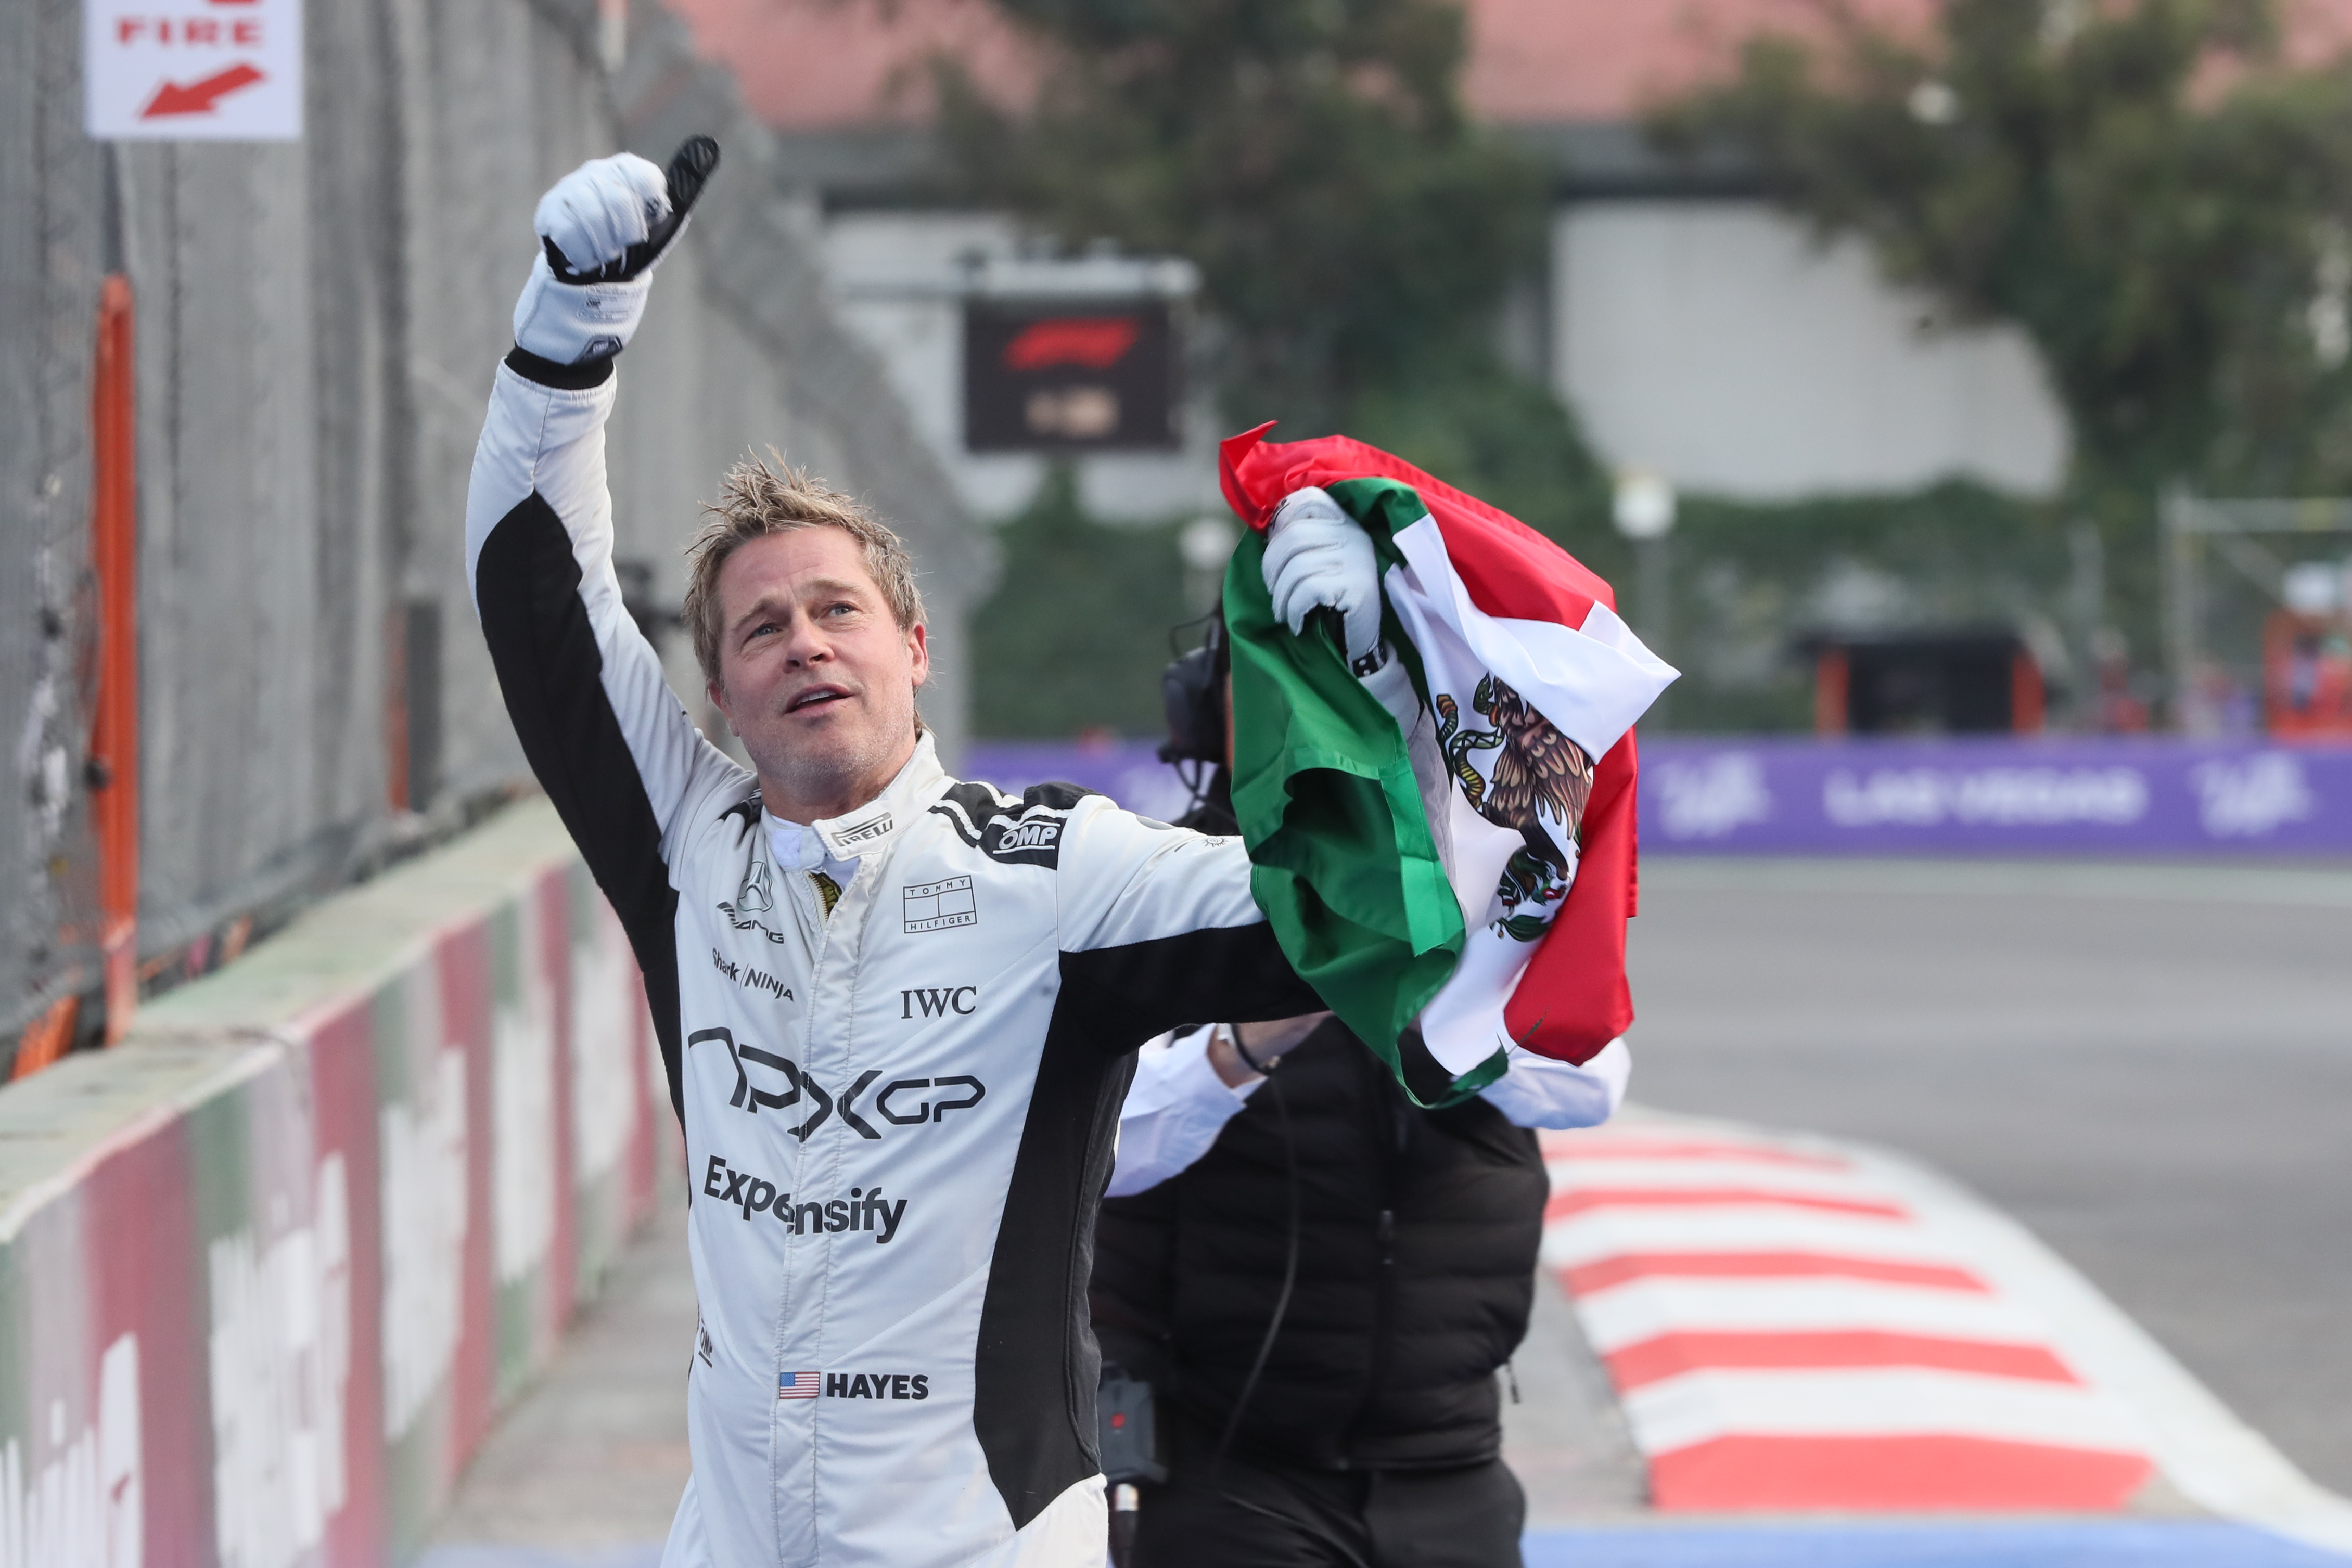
[687,1028,982,1135]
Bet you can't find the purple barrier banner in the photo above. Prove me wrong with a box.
[966,737,2352,857]
[1643,737,2352,855]
[964,740,1204,821]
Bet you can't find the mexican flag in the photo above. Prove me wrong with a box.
[1220,424,1677,1101]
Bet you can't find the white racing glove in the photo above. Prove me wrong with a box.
[1262,485,1385,671]
[511,137,719,367]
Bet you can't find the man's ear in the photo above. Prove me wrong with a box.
[906,621,930,690]
[706,677,738,735]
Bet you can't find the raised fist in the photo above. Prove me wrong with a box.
[510,138,719,367]
[1262,485,1383,666]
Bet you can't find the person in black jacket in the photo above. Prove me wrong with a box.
[1093,626,1628,1568]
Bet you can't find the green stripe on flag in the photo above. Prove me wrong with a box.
[1225,487,1506,1107]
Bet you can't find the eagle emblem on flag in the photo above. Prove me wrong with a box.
[1435,675,1596,941]
[1218,422,1677,1099]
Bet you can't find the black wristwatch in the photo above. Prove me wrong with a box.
[1220,1022,1283,1076]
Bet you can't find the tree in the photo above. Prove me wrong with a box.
[1656,0,2352,503]
[939,0,1606,530]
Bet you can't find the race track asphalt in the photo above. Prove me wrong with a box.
[1622,858,2352,1498]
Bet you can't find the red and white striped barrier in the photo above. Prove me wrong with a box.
[1541,1118,2154,1511]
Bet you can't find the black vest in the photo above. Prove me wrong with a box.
[1092,1018,1548,1470]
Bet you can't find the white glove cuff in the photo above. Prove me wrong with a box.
[511,249,652,366]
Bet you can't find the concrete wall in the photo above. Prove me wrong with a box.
[0,0,978,1047]
[1551,200,2070,502]
[0,798,669,1566]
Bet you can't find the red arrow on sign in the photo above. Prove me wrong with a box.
[140,62,266,119]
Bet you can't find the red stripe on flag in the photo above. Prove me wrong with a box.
[1647,1433,2151,1512]
[1218,422,1614,620]
[1215,422,1639,1064]
[1562,1252,1989,1295]
[1546,1188,1910,1221]
[1603,1332,2082,1391]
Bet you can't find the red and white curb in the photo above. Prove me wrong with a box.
[1540,1111,2352,1550]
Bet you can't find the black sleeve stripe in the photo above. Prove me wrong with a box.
[476,493,686,1126]
[970,923,1315,1526]
[973,997,1137,1528]
[1060,923,1322,1051]
[929,780,1098,870]
[503,343,616,390]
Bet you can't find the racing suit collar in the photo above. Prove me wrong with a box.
[795,730,942,864]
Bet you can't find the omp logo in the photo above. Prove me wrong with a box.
[711,947,793,1000]
[995,819,1059,853]
[900,986,977,1019]
[826,1371,931,1400]
[929,781,1086,869]
[835,812,894,847]
[687,1028,982,1136]
[702,1156,909,1242]
[903,876,977,933]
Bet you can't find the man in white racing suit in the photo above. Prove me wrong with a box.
[465,146,1328,1568]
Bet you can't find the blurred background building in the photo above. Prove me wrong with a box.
[656,0,2352,743]
[13,0,2352,1062]
[0,0,979,1064]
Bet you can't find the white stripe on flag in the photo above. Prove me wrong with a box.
[1386,515,1678,765]
[1621,1366,2149,1455]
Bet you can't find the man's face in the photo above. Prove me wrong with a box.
[706,526,928,818]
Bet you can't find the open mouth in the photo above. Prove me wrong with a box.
[786,685,852,715]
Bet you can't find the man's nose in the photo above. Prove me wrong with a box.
[781,617,832,666]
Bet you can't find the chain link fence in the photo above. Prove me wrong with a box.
[0,0,986,1064]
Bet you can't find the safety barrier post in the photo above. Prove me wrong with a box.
[90,274,139,1043]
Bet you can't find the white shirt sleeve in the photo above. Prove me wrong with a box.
[1476,1036,1630,1130]
[1106,1026,1264,1198]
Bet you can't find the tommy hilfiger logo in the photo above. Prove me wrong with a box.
[903,876,976,932]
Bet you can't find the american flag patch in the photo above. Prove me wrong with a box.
[778,1370,821,1401]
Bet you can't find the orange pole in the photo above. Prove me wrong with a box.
[90,275,139,1043]
[1813,648,1850,737]
[2010,649,2046,735]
